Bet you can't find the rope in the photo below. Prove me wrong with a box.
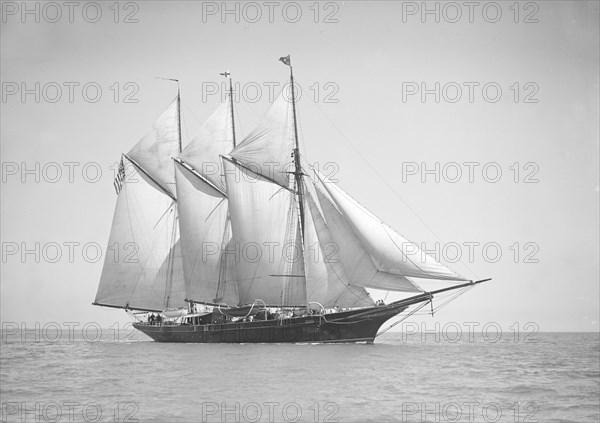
[431,286,473,314]
[375,300,431,337]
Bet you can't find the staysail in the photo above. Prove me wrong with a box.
[303,184,375,308]
[318,176,467,282]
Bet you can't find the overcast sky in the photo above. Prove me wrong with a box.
[1,1,598,331]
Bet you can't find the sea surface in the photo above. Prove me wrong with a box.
[1,329,598,423]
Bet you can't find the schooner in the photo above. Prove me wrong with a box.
[93,57,490,343]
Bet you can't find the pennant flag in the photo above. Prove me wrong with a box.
[279,55,291,67]
[113,158,126,195]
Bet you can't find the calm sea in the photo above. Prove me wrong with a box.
[1,329,598,423]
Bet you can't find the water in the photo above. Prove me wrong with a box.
[1,330,598,422]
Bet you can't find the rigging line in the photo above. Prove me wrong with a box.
[180,100,191,145]
[431,286,473,314]
[153,202,176,230]
[242,99,261,119]
[232,93,244,140]
[375,300,431,337]
[303,187,373,306]
[122,181,162,308]
[308,100,479,281]
[164,210,178,308]
[180,98,204,126]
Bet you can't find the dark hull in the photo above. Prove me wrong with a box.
[133,303,409,344]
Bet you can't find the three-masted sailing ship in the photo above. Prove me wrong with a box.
[93,57,490,343]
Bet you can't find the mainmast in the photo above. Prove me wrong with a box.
[281,55,305,237]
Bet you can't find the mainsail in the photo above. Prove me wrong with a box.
[95,159,186,311]
[95,97,185,311]
[175,94,238,305]
[223,157,306,306]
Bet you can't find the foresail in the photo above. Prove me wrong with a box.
[314,185,422,293]
[127,96,180,198]
[319,178,468,282]
[223,157,306,306]
[174,161,238,305]
[229,88,294,188]
[95,160,186,311]
[178,100,232,193]
[304,186,375,308]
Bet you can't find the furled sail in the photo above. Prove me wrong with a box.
[313,184,422,292]
[303,185,375,307]
[229,88,294,188]
[318,177,467,282]
[174,161,238,305]
[127,96,180,199]
[223,157,306,306]
[95,159,186,311]
[178,100,232,193]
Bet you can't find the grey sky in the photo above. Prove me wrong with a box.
[1,1,598,331]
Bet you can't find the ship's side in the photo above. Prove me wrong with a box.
[133,304,407,344]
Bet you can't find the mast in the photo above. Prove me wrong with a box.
[220,71,236,148]
[168,78,181,308]
[284,56,305,237]
[177,82,182,153]
[229,74,237,148]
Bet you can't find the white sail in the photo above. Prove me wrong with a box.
[95,159,186,311]
[314,185,422,292]
[174,161,238,305]
[319,179,467,282]
[178,100,232,193]
[304,186,375,308]
[229,88,294,188]
[223,157,306,306]
[127,96,180,198]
